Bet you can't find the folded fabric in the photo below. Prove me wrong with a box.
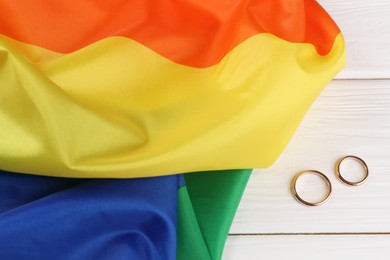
[177,169,251,260]
[0,169,250,260]
[0,1,345,259]
[0,0,345,178]
[0,170,181,259]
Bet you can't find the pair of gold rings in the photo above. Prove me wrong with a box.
[291,155,369,207]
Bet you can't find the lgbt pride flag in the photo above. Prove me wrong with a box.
[0,0,345,259]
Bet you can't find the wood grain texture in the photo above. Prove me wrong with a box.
[223,235,390,260]
[318,0,390,79]
[229,79,390,234]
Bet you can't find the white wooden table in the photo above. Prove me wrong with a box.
[223,1,390,259]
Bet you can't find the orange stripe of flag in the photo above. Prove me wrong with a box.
[0,0,340,67]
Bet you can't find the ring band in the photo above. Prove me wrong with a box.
[336,155,369,186]
[291,170,332,206]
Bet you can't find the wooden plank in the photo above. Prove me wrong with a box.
[230,79,390,233]
[318,0,390,79]
[223,235,390,260]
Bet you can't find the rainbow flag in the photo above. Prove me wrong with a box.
[0,0,345,259]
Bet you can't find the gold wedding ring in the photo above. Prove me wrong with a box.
[336,155,369,186]
[291,170,332,206]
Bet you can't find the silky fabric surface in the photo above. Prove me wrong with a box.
[0,0,339,64]
[0,169,250,260]
[0,1,345,259]
[0,170,183,260]
[178,169,251,260]
[0,0,346,178]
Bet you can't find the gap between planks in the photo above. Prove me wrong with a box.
[334,78,390,81]
[229,232,390,236]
